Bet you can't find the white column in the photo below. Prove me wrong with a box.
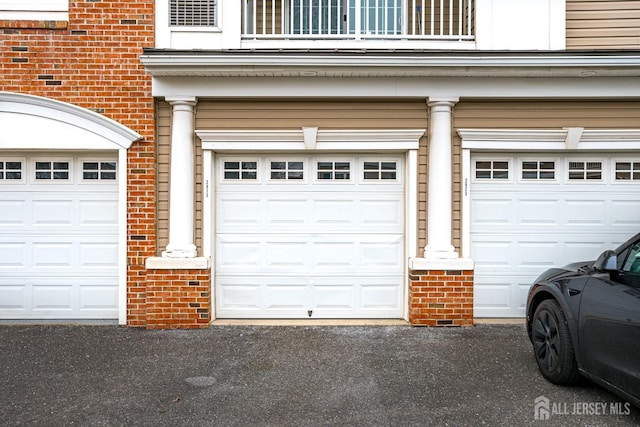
[425,97,459,260]
[164,96,198,258]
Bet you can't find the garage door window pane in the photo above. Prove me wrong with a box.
[224,161,257,180]
[36,161,69,180]
[317,161,351,180]
[271,161,304,180]
[475,161,509,180]
[82,161,117,181]
[615,162,640,181]
[522,161,555,180]
[364,161,397,180]
[0,161,22,180]
[569,161,602,181]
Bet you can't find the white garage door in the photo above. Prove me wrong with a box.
[471,153,640,317]
[215,154,405,318]
[0,153,119,320]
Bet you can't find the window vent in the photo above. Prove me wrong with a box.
[568,161,602,181]
[170,0,217,26]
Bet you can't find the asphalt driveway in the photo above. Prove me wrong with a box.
[1,323,638,426]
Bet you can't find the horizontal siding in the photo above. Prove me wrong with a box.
[157,102,171,255]
[454,100,640,129]
[195,100,428,130]
[567,0,640,49]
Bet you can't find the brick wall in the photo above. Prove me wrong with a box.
[408,269,474,326]
[145,270,211,329]
[1,1,157,327]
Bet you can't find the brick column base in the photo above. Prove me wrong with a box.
[408,268,474,326]
[145,268,211,329]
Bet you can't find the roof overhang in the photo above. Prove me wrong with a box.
[141,49,640,78]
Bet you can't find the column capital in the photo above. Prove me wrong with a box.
[165,96,198,107]
[427,97,459,108]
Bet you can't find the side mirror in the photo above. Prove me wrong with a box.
[593,250,617,271]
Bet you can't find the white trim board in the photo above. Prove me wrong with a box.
[458,128,640,151]
[197,129,424,152]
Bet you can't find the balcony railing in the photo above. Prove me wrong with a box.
[242,0,474,41]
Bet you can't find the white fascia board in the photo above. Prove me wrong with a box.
[141,52,640,78]
[152,75,640,99]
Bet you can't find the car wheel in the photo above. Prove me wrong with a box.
[532,299,580,385]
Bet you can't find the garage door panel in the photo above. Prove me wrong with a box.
[611,198,640,225]
[32,284,73,310]
[266,283,309,310]
[565,199,606,226]
[217,196,263,227]
[470,239,514,270]
[216,276,403,318]
[79,242,118,267]
[217,234,402,275]
[360,279,403,311]
[0,285,27,310]
[473,234,613,274]
[79,200,118,226]
[266,241,308,268]
[32,242,73,266]
[360,236,404,268]
[217,238,261,268]
[217,279,261,313]
[267,198,309,225]
[0,200,25,226]
[518,199,560,225]
[0,242,27,267]
[313,241,356,268]
[314,199,357,225]
[32,199,75,226]
[79,285,119,310]
[314,283,355,310]
[471,198,513,227]
[360,197,404,227]
[474,278,531,318]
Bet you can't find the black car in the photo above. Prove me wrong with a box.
[526,232,640,407]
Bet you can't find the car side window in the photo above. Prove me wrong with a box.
[621,242,640,274]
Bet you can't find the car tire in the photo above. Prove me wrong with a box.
[531,299,580,385]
